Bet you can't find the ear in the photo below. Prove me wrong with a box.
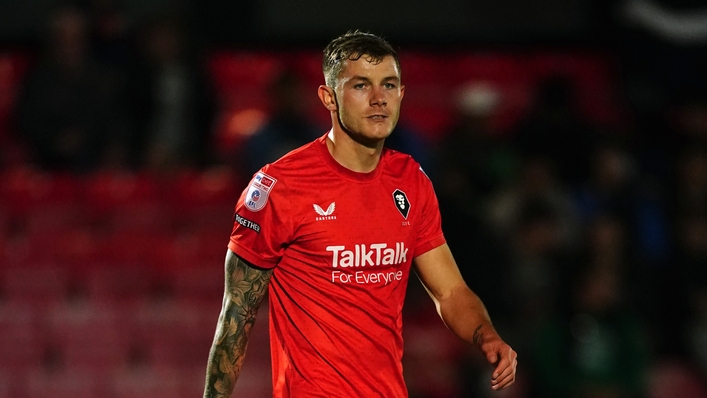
[318,85,337,111]
[400,84,405,101]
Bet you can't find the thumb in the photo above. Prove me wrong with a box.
[486,351,498,364]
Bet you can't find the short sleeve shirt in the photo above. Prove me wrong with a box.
[229,134,446,398]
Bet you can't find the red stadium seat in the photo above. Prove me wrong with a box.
[109,367,182,398]
[525,52,621,127]
[208,51,282,94]
[169,168,241,234]
[0,169,81,219]
[1,265,69,305]
[396,52,452,138]
[0,302,43,375]
[168,264,223,304]
[132,299,208,369]
[48,300,130,372]
[83,265,158,305]
[0,374,11,398]
[23,368,101,398]
[84,171,163,224]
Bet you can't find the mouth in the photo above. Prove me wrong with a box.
[367,114,389,121]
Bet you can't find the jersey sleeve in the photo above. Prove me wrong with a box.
[413,167,446,258]
[228,167,294,269]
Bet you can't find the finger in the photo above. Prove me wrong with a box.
[492,361,515,383]
[491,349,514,378]
[492,359,517,390]
[491,366,516,390]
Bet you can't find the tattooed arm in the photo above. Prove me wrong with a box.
[413,243,517,391]
[204,249,273,398]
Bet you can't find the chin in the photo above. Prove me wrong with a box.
[348,129,392,148]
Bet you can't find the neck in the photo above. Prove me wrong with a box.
[326,129,383,173]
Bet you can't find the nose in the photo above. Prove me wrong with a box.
[370,87,387,107]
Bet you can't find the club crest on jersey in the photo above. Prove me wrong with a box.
[392,189,410,219]
[245,171,277,212]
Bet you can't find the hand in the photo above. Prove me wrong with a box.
[481,339,517,391]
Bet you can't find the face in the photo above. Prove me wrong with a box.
[322,55,404,146]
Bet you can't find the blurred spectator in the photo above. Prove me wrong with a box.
[16,3,127,173]
[239,69,321,176]
[530,258,650,398]
[87,0,133,71]
[575,140,670,265]
[125,10,214,173]
[513,75,598,187]
[575,142,639,226]
[501,201,565,336]
[672,147,707,218]
[672,98,707,148]
[385,122,434,177]
[433,81,509,319]
[659,215,707,362]
[686,278,707,382]
[435,81,515,200]
[485,154,579,249]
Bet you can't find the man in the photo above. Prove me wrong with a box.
[204,31,517,398]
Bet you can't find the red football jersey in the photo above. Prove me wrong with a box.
[229,134,446,398]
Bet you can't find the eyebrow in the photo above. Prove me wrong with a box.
[348,75,401,84]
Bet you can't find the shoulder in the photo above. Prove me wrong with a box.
[382,148,429,182]
[257,138,323,181]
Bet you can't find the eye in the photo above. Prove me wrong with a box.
[384,83,397,89]
[353,83,366,90]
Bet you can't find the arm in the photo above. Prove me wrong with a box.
[413,243,517,391]
[204,249,273,398]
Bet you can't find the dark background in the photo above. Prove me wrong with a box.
[2,1,707,397]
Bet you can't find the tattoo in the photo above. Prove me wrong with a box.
[204,251,272,398]
[472,324,484,347]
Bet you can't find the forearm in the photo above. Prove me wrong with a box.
[204,252,271,398]
[436,285,499,349]
[204,298,253,397]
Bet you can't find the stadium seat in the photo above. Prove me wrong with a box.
[525,52,621,126]
[0,169,80,219]
[1,264,69,305]
[208,51,282,95]
[109,367,182,398]
[0,374,11,398]
[84,171,163,227]
[132,299,208,369]
[169,168,240,234]
[168,261,223,303]
[83,265,158,305]
[0,302,43,375]
[23,368,101,398]
[48,300,130,372]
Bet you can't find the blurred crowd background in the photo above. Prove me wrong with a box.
[1,0,707,397]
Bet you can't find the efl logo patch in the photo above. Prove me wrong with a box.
[245,172,277,212]
[392,189,410,219]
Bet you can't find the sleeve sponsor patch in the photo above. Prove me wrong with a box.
[234,213,261,233]
[245,171,277,212]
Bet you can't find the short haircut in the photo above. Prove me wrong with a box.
[322,30,400,88]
